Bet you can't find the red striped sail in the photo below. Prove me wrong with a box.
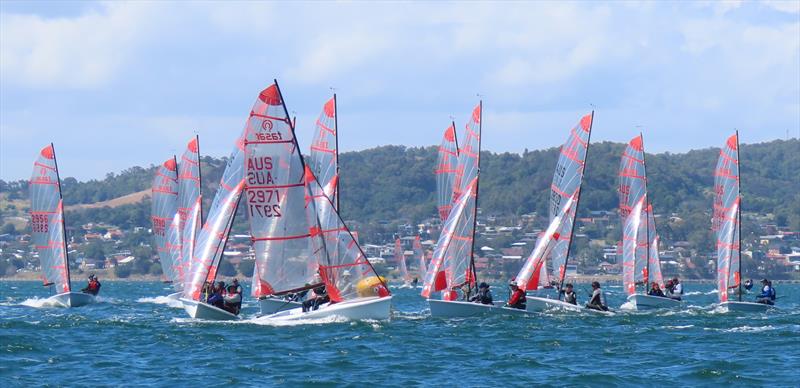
[151,157,182,288]
[714,133,741,303]
[515,195,575,291]
[413,235,427,280]
[395,238,411,284]
[619,134,651,295]
[177,137,203,290]
[29,144,70,293]
[436,122,459,221]
[309,95,338,207]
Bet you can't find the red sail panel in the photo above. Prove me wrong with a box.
[309,95,339,208]
[395,238,411,283]
[305,166,389,302]
[246,84,316,297]
[151,158,182,288]
[714,133,740,303]
[436,123,459,221]
[177,137,202,290]
[29,145,70,293]
[547,113,592,282]
[421,177,477,298]
[515,195,575,291]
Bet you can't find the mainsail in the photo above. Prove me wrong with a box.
[183,112,252,301]
[547,113,593,289]
[436,122,459,221]
[305,166,389,302]
[151,158,182,288]
[29,144,71,293]
[618,134,665,295]
[413,235,426,280]
[309,95,339,208]
[177,136,203,290]
[395,238,411,284]
[246,83,316,297]
[714,133,741,303]
[515,195,575,291]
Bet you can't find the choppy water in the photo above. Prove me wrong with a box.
[1,281,798,386]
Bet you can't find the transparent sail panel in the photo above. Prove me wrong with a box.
[516,195,575,291]
[714,134,740,303]
[309,96,338,208]
[395,238,411,283]
[177,137,202,289]
[436,123,459,221]
[151,158,182,289]
[29,145,70,293]
[414,235,426,279]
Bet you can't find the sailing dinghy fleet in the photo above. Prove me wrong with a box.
[26,81,779,318]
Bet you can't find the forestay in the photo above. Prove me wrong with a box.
[309,95,338,207]
[151,158,182,289]
[183,109,250,301]
[395,238,411,284]
[177,137,203,290]
[547,113,593,286]
[246,84,316,297]
[714,133,741,303]
[29,144,71,293]
[436,122,459,221]
[305,166,389,302]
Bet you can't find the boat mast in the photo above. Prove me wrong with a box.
[641,133,651,294]
[50,143,72,291]
[467,100,482,297]
[195,134,204,224]
[558,111,594,299]
[736,130,743,302]
[333,93,340,213]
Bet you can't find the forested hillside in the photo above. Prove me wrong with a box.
[2,139,798,238]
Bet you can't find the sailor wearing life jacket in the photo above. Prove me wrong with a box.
[505,281,526,310]
[756,279,776,305]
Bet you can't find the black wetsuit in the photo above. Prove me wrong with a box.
[302,285,330,312]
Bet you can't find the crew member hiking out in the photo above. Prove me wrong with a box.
[561,283,577,305]
[586,281,608,311]
[505,281,526,310]
[302,282,330,313]
[755,279,776,306]
[81,274,101,296]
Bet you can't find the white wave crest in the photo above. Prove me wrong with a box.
[706,325,777,333]
[19,297,61,308]
[137,296,183,308]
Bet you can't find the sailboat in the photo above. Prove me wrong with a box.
[618,134,678,310]
[516,113,597,313]
[150,157,183,299]
[253,93,337,315]
[29,144,95,307]
[436,122,459,221]
[413,235,426,287]
[395,238,412,288]
[252,82,392,322]
[714,132,771,312]
[179,122,248,320]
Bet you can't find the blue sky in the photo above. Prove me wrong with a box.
[1,1,798,180]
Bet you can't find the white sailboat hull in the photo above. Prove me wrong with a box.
[47,291,96,308]
[526,296,610,315]
[180,298,240,321]
[627,294,682,310]
[719,301,772,313]
[261,296,392,322]
[258,297,302,315]
[427,299,531,317]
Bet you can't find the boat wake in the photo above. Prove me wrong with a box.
[619,301,636,310]
[137,296,183,308]
[19,297,60,308]
[246,314,349,327]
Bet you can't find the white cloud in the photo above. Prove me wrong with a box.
[0,2,156,89]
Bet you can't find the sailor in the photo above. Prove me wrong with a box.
[505,281,526,310]
[302,282,330,312]
[224,284,242,315]
[670,277,683,300]
[647,282,665,297]
[755,279,776,305]
[469,282,493,305]
[743,279,754,291]
[337,270,354,296]
[412,277,419,288]
[207,281,225,308]
[585,281,609,311]
[81,274,101,296]
[561,283,577,305]
[231,278,243,295]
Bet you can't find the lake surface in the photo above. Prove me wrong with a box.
[1,280,798,386]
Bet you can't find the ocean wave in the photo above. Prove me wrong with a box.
[19,297,61,308]
[136,296,183,308]
[705,325,777,333]
[664,324,695,330]
[618,301,636,311]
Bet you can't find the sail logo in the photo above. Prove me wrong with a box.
[261,119,273,131]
